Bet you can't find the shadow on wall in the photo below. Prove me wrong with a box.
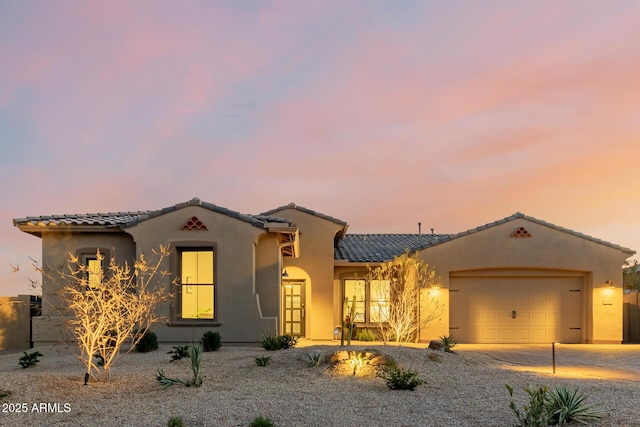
[0,295,41,351]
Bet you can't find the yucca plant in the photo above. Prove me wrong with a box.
[547,386,603,424]
[255,356,271,367]
[307,350,324,367]
[156,344,203,387]
[439,335,457,352]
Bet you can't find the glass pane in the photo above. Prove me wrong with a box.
[182,284,214,319]
[182,250,214,284]
[293,311,300,321]
[370,302,389,323]
[87,258,102,288]
[293,324,300,333]
[370,280,390,300]
[344,279,366,323]
[292,296,300,309]
[286,311,291,321]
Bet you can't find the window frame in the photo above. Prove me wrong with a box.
[169,241,219,325]
[343,278,391,325]
[76,247,111,289]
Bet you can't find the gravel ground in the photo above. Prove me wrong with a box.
[1,343,639,426]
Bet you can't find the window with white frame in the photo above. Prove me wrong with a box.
[344,279,390,323]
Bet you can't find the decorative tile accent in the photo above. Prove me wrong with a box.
[511,227,531,238]
[181,216,208,231]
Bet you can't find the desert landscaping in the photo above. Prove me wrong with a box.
[2,342,640,427]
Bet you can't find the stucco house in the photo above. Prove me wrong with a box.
[13,197,634,345]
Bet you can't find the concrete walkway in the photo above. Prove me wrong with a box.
[455,344,640,381]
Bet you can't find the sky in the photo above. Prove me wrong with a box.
[2,0,640,295]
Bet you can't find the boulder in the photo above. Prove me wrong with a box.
[428,339,445,351]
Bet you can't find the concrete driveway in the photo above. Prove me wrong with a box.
[455,344,640,381]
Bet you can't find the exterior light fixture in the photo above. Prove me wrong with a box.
[431,284,441,290]
[282,268,289,278]
[605,280,614,288]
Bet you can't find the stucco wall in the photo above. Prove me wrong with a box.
[125,206,280,343]
[276,209,344,340]
[33,232,136,345]
[418,218,631,343]
[0,295,33,350]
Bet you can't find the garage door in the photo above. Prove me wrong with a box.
[449,276,582,343]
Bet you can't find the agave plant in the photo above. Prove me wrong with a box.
[547,386,603,424]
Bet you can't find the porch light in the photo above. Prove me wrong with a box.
[282,269,289,278]
[605,280,614,288]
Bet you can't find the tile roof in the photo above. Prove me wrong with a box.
[334,212,635,262]
[13,198,294,236]
[335,233,451,262]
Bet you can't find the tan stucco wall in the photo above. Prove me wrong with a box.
[275,209,344,340]
[125,206,280,343]
[417,218,631,343]
[0,295,33,350]
[33,232,136,345]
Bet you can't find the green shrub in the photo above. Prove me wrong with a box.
[135,330,159,353]
[249,416,274,427]
[201,331,222,352]
[167,415,185,427]
[279,334,297,349]
[18,351,43,369]
[168,345,191,362]
[506,384,602,427]
[259,333,297,351]
[255,356,271,367]
[439,335,457,352]
[506,384,550,427]
[379,364,424,390]
[355,328,376,341]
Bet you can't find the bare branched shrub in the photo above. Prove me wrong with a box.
[42,245,172,382]
[366,251,444,343]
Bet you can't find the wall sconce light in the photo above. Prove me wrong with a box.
[605,280,614,288]
[431,284,441,290]
[282,268,289,278]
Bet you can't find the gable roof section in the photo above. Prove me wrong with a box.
[261,202,349,244]
[13,197,295,237]
[445,212,635,255]
[261,203,348,227]
[334,212,634,263]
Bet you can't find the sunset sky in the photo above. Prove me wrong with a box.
[2,1,640,295]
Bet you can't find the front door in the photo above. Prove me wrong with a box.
[282,281,305,337]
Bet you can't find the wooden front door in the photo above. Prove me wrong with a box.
[282,281,305,337]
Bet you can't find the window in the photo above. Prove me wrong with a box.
[180,249,214,320]
[344,279,390,323]
[76,248,109,289]
[86,257,103,288]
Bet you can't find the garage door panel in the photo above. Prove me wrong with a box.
[449,275,583,344]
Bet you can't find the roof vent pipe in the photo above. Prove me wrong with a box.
[418,222,422,235]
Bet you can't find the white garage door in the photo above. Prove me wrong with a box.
[449,276,583,343]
